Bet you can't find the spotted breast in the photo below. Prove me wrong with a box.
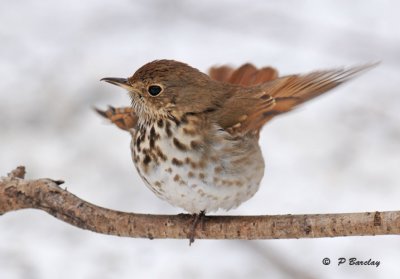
[131,114,264,214]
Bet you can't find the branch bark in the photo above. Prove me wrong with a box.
[1,166,399,241]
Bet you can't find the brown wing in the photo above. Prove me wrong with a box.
[216,64,377,136]
[95,106,137,131]
[209,63,278,86]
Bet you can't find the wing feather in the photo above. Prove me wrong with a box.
[215,63,377,136]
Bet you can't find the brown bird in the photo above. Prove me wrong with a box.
[99,60,374,216]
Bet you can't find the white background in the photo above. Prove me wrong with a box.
[1,1,399,278]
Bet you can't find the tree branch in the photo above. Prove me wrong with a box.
[1,166,399,241]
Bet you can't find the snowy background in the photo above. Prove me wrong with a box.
[1,0,399,278]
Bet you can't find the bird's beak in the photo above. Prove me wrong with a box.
[101,77,133,91]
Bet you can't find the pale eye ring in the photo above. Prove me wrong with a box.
[147,84,163,96]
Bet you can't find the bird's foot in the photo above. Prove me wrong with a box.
[188,210,206,246]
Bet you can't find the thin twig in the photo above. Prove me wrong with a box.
[1,166,399,241]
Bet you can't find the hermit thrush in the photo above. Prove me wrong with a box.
[100,60,374,215]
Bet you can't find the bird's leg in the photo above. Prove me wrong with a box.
[188,210,206,245]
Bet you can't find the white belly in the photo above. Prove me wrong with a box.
[131,119,264,213]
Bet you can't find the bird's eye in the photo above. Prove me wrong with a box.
[147,85,163,96]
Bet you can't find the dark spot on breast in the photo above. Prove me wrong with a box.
[165,121,172,137]
[165,167,172,173]
[173,137,188,151]
[155,146,167,161]
[149,126,159,148]
[198,160,206,169]
[173,174,181,182]
[157,119,164,128]
[190,140,202,150]
[214,166,223,173]
[136,131,146,152]
[169,116,181,127]
[139,124,146,136]
[136,136,142,151]
[149,139,155,149]
[171,158,183,166]
[149,126,156,137]
[235,181,243,187]
[143,155,151,165]
[210,156,218,162]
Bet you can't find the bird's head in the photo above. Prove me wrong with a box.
[102,60,226,121]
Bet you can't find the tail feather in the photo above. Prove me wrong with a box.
[260,63,378,118]
[209,63,278,86]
